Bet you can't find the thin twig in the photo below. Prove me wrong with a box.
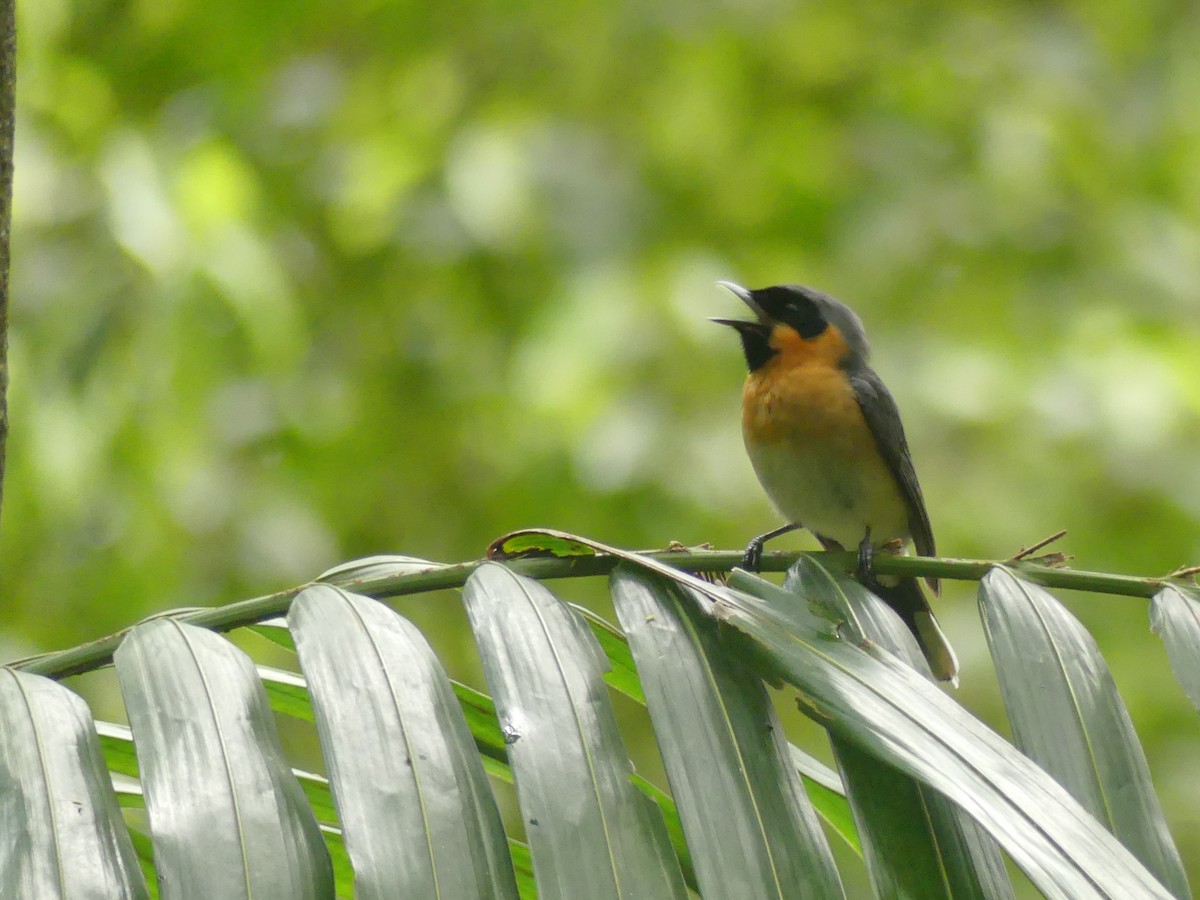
[1166,565,1200,579]
[1009,529,1068,562]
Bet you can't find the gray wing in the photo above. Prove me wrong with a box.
[849,367,939,594]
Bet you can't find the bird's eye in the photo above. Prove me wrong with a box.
[781,299,827,340]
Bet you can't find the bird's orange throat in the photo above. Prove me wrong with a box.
[769,321,852,369]
[741,323,859,444]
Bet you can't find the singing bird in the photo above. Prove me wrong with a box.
[713,281,958,682]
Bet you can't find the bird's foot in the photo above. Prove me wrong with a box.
[741,522,802,572]
[856,528,879,588]
[742,538,765,572]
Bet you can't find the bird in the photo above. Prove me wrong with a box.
[712,281,958,683]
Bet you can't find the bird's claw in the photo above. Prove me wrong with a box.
[740,522,803,572]
[856,529,879,588]
[742,539,764,572]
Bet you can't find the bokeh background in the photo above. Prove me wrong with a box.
[6,0,1200,893]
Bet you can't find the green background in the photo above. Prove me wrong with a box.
[6,0,1200,892]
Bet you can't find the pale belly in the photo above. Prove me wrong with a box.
[746,438,910,550]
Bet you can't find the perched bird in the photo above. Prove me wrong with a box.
[713,281,958,682]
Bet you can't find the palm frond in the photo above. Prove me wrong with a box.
[3,536,1196,898]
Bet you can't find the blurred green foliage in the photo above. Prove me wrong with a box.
[6,0,1200,892]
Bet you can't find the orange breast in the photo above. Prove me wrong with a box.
[742,356,873,453]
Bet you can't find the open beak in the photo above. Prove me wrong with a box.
[709,280,771,330]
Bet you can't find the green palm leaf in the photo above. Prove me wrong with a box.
[114,619,333,898]
[776,561,1013,900]
[288,583,518,899]
[463,562,688,900]
[610,565,844,899]
[1150,584,1200,715]
[0,670,146,898]
[979,568,1190,898]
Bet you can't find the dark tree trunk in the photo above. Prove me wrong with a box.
[0,0,14,529]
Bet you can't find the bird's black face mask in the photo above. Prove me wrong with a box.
[748,287,828,341]
[717,320,775,371]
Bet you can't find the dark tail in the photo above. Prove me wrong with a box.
[872,577,959,684]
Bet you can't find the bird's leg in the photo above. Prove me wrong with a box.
[856,527,878,586]
[742,522,803,571]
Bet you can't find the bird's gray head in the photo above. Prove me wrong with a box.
[711,282,871,371]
